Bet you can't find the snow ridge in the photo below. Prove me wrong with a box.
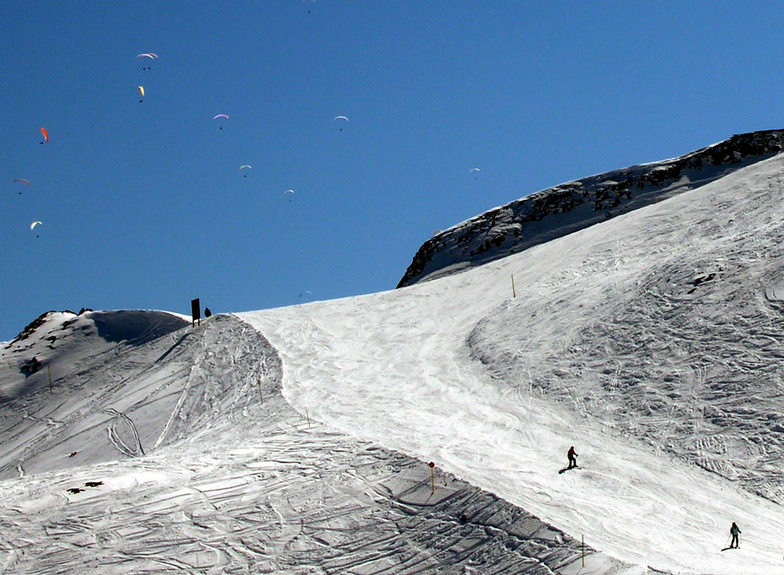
[398,129,784,287]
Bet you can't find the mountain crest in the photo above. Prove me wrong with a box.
[398,129,784,287]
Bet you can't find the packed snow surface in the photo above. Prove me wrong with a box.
[243,153,784,574]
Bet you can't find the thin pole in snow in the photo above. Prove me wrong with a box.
[257,378,263,404]
[48,364,53,394]
[582,534,585,567]
[429,461,435,495]
[306,409,311,427]
[511,274,516,298]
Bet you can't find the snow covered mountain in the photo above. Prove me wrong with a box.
[0,311,620,574]
[398,129,784,287]
[4,134,784,573]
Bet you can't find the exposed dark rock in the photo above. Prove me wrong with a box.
[6,311,58,348]
[20,356,42,377]
[398,130,784,287]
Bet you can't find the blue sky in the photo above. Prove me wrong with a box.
[2,1,783,340]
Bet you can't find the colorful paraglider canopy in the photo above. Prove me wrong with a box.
[13,178,30,195]
[30,220,43,231]
[138,85,145,97]
[40,127,49,143]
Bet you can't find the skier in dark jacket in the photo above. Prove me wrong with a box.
[567,446,578,469]
[730,522,741,549]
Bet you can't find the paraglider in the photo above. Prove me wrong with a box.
[30,221,42,237]
[333,115,349,131]
[40,127,49,144]
[136,52,158,71]
[469,167,480,179]
[284,189,295,201]
[213,114,229,129]
[240,165,252,178]
[137,85,145,102]
[13,178,31,195]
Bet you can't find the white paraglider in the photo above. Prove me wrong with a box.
[333,115,349,131]
[213,114,229,130]
[136,53,158,71]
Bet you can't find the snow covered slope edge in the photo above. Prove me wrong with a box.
[399,129,784,287]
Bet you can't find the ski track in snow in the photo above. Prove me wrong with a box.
[241,154,784,574]
[0,316,624,574]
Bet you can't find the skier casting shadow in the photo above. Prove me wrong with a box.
[559,446,579,474]
[722,522,741,551]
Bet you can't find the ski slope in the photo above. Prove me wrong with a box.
[2,153,784,573]
[0,313,618,574]
[241,153,784,574]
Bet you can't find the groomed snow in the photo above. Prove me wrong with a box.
[241,153,784,574]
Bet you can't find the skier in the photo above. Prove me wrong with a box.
[730,521,741,549]
[204,307,212,318]
[567,446,578,469]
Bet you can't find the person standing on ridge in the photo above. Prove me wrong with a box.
[567,446,578,469]
[729,522,741,549]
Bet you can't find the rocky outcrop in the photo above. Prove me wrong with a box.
[398,130,784,287]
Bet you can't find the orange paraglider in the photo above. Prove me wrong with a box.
[13,178,31,195]
[40,127,49,144]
